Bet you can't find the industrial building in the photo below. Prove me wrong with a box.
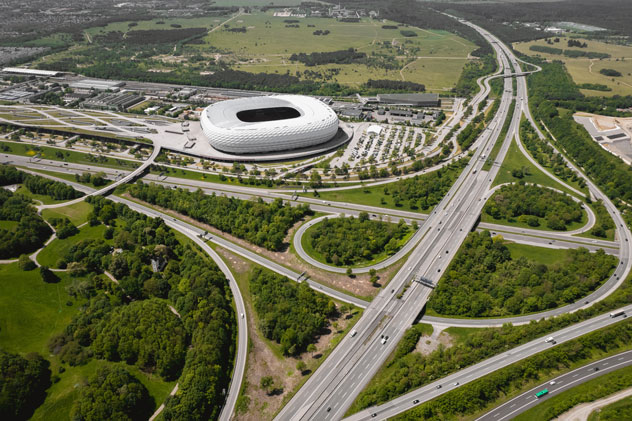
[376,93,440,107]
[82,92,143,111]
[69,79,125,92]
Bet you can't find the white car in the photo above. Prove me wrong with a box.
[545,336,555,344]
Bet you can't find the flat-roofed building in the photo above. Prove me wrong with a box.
[377,93,440,107]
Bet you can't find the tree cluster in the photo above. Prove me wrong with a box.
[484,183,583,229]
[529,45,610,59]
[0,349,51,421]
[46,196,237,420]
[382,158,468,210]
[428,231,616,317]
[528,60,632,204]
[75,172,108,187]
[289,48,366,67]
[128,183,311,251]
[70,366,153,421]
[309,213,409,266]
[250,268,337,356]
[0,189,52,258]
[92,299,188,380]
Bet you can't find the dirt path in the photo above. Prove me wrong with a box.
[553,387,632,421]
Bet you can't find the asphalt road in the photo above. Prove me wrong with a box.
[276,27,519,421]
[477,348,632,421]
[345,307,632,421]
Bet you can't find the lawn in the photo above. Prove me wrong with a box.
[504,242,569,266]
[300,218,415,268]
[0,263,78,356]
[15,185,67,205]
[36,224,107,267]
[493,138,582,198]
[513,37,632,96]
[41,200,93,226]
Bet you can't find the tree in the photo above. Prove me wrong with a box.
[296,360,307,374]
[260,376,274,394]
[18,254,36,271]
[346,267,353,277]
[40,266,59,283]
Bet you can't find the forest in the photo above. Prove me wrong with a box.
[0,349,51,421]
[249,268,337,356]
[483,183,584,230]
[46,196,236,420]
[289,48,367,66]
[428,0,632,42]
[427,231,616,317]
[528,60,632,204]
[308,212,410,266]
[128,182,311,251]
[529,45,610,60]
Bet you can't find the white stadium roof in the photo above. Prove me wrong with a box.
[200,95,339,154]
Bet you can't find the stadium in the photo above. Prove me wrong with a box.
[200,95,340,154]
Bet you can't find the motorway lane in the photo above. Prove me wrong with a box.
[477,349,632,421]
[345,307,632,421]
[276,32,518,421]
[342,15,632,419]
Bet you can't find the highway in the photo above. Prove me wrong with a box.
[345,308,632,421]
[477,348,632,421]
[275,20,520,421]
[336,15,632,420]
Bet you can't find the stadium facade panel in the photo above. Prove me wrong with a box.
[200,95,339,154]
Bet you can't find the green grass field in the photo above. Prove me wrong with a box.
[35,10,476,93]
[514,37,632,96]
[493,138,581,197]
[0,263,78,355]
[36,224,107,267]
[300,219,415,268]
[504,242,569,266]
[41,201,93,226]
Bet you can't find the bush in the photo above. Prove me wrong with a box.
[18,254,36,271]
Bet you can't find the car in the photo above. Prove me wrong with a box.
[381,338,387,344]
[453,382,459,386]
[241,313,244,318]
[549,380,556,385]
[350,330,357,337]
[327,407,331,412]
[436,385,442,389]
[371,413,377,418]
[413,399,420,404]
[545,336,555,344]
[594,367,600,371]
